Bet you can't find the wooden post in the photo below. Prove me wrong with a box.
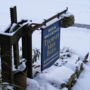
[10,6,17,24]
[1,43,13,83]
[10,6,20,69]
[22,27,33,78]
[13,42,19,69]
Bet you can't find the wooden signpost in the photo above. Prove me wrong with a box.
[0,6,75,88]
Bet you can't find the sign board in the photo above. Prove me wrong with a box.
[41,20,61,70]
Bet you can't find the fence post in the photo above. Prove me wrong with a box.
[1,43,13,83]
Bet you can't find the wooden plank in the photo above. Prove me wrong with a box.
[0,34,11,45]
[1,43,13,83]
[13,42,19,69]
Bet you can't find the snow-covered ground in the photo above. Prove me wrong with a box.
[72,62,90,90]
[31,27,90,90]
[61,27,90,57]
[0,0,90,90]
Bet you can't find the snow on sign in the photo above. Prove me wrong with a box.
[41,20,61,70]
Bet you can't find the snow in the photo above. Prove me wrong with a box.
[26,78,40,90]
[0,0,90,90]
[29,47,85,90]
[27,78,60,90]
[17,58,26,71]
[9,23,17,33]
[0,82,13,90]
[37,66,74,86]
[61,27,90,57]
[72,63,90,90]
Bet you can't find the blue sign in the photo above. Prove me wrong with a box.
[41,20,61,70]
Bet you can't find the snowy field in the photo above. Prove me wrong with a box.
[0,0,90,90]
